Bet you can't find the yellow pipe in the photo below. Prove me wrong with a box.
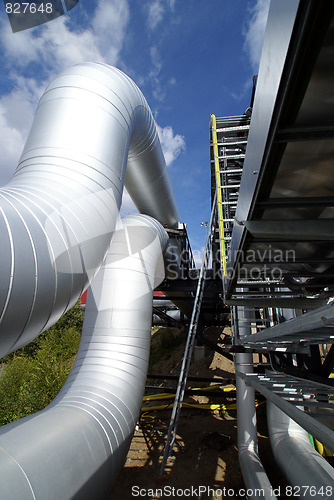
[142,402,236,412]
[141,400,264,413]
[211,114,226,276]
[142,385,235,402]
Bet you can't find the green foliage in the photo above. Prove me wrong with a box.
[149,327,186,371]
[2,302,84,362]
[0,304,83,427]
[0,357,36,424]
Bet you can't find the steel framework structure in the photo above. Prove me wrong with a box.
[210,0,334,492]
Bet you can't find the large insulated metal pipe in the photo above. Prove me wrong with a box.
[267,402,334,499]
[0,214,169,499]
[235,305,276,499]
[0,62,179,358]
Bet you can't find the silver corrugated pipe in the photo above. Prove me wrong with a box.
[235,305,277,499]
[0,214,169,499]
[267,402,334,499]
[0,62,179,358]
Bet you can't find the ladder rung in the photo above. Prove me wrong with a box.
[220,168,243,174]
[218,154,245,160]
[216,125,250,133]
[217,140,248,146]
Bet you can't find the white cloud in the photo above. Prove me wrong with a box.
[150,46,162,75]
[92,0,130,64]
[147,0,165,30]
[156,125,185,167]
[0,0,182,190]
[0,0,130,186]
[192,247,205,268]
[243,0,270,73]
[0,74,46,185]
[1,0,129,73]
[0,101,25,184]
[146,0,176,31]
[1,82,38,133]
[149,45,166,101]
[1,19,97,75]
[143,1,178,102]
[230,79,253,103]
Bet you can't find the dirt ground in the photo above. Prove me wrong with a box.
[111,326,287,499]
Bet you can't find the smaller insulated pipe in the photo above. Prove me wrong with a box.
[235,305,276,499]
[267,402,334,500]
[0,214,169,500]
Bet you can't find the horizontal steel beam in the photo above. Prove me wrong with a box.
[235,301,334,344]
[238,371,334,453]
[244,219,334,241]
[225,297,328,309]
[276,124,334,142]
[256,197,334,209]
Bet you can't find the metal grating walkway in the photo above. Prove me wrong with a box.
[239,370,334,453]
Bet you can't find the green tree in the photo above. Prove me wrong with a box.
[0,304,83,426]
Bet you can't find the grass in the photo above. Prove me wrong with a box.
[148,327,187,371]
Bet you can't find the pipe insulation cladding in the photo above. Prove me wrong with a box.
[0,62,180,358]
[0,214,169,499]
[267,402,334,499]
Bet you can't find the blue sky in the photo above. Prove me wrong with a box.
[0,0,270,263]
